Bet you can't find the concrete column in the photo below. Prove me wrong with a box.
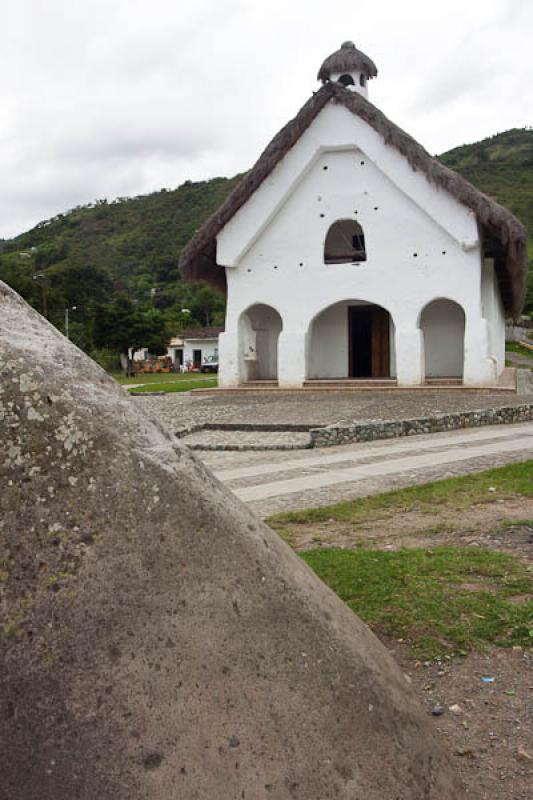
[395,327,424,386]
[463,316,496,385]
[218,331,241,387]
[278,331,307,388]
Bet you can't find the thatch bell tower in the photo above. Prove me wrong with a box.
[317,40,378,98]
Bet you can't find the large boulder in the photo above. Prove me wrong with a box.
[0,282,466,799]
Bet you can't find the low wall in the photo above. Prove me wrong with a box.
[506,325,533,342]
[310,404,533,448]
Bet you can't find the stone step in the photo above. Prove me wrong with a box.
[304,379,397,388]
[424,377,463,386]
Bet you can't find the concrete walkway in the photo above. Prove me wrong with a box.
[198,422,533,518]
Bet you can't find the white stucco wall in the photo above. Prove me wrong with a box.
[308,302,349,378]
[239,304,282,380]
[420,299,465,378]
[481,258,506,373]
[215,102,500,387]
[182,337,219,368]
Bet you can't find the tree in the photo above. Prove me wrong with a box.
[94,296,168,355]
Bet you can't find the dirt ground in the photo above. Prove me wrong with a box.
[288,498,533,800]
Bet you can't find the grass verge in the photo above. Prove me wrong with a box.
[301,546,533,659]
[128,378,217,394]
[506,341,533,359]
[112,372,218,386]
[267,461,533,528]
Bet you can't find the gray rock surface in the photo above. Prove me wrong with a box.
[0,282,466,799]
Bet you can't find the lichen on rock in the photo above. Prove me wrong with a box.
[0,281,466,799]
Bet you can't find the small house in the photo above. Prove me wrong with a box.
[167,327,222,371]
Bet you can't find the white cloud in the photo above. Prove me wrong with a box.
[1,0,532,237]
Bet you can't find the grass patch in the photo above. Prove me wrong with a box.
[112,372,215,386]
[267,461,533,529]
[128,378,217,394]
[302,546,533,659]
[506,341,533,359]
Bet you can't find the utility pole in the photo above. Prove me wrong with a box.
[65,306,77,339]
[33,273,49,318]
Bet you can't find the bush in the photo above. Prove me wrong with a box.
[89,347,121,373]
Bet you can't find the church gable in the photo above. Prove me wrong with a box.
[179,78,527,317]
[217,103,478,272]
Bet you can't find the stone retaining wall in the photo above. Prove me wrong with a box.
[310,404,533,448]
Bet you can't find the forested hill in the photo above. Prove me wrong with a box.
[439,128,533,251]
[0,128,532,361]
[0,175,242,360]
[440,127,533,313]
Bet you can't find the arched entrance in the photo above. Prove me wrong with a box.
[308,300,395,379]
[239,304,283,381]
[419,299,465,379]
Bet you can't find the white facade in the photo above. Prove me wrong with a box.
[213,104,505,388]
[167,336,219,370]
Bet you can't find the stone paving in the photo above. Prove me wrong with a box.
[198,423,533,518]
[183,429,311,450]
[137,389,533,436]
[135,391,533,517]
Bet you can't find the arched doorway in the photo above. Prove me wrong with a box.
[308,300,395,379]
[239,304,283,381]
[419,299,465,379]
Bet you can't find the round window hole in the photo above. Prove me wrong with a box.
[374,206,379,211]
[273,265,278,270]
[442,250,447,255]
[413,253,418,258]
[320,213,325,218]
[360,160,365,166]
[299,262,304,267]
[247,268,252,273]
[323,165,328,170]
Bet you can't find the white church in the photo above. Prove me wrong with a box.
[180,41,527,388]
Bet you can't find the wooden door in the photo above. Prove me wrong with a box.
[348,306,390,378]
[371,308,390,378]
[348,308,372,377]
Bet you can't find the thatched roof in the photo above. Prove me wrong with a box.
[317,41,378,82]
[180,325,223,340]
[179,82,528,319]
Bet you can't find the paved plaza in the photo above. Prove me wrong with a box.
[136,390,533,517]
[139,388,533,436]
[200,422,533,517]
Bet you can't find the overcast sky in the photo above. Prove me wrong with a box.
[1,0,532,239]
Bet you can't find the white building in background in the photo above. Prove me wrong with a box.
[167,327,222,370]
[180,41,527,388]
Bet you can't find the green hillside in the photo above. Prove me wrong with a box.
[440,128,533,252]
[0,176,242,362]
[0,128,532,362]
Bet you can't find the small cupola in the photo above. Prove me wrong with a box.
[317,41,377,98]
